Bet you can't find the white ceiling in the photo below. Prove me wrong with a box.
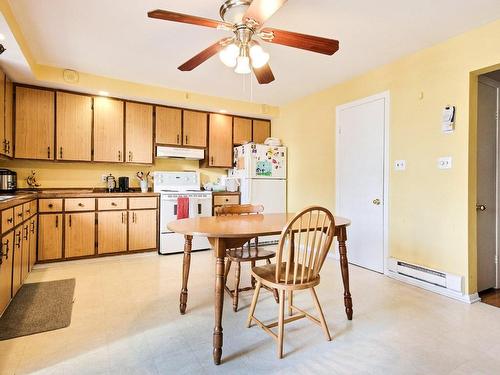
[6,0,500,105]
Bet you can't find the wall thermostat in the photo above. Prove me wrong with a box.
[442,105,455,133]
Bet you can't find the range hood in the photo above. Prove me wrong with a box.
[156,146,204,160]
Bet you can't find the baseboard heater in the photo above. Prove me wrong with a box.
[387,258,463,294]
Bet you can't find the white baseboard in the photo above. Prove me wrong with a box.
[385,270,481,304]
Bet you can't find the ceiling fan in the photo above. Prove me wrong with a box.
[148,0,339,84]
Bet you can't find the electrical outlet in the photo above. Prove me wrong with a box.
[101,174,108,183]
[438,157,452,169]
[394,160,406,171]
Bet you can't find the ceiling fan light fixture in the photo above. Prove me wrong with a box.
[249,44,270,68]
[234,55,251,74]
[219,43,239,67]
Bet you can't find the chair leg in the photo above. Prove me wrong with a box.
[246,281,261,328]
[250,260,256,288]
[224,260,232,283]
[277,289,285,359]
[288,291,293,316]
[265,259,279,303]
[310,287,331,341]
[233,263,241,312]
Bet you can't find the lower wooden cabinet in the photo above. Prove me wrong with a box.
[12,227,22,296]
[98,211,127,254]
[129,209,157,251]
[20,222,30,283]
[38,214,63,261]
[65,212,95,258]
[0,232,14,314]
[29,216,37,271]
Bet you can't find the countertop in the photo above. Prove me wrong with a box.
[0,189,160,210]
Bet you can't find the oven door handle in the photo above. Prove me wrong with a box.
[174,204,177,216]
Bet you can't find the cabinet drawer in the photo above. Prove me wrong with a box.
[30,200,38,216]
[14,205,24,226]
[23,202,33,218]
[1,208,14,233]
[98,198,127,211]
[129,197,157,209]
[65,198,95,212]
[213,195,239,206]
[39,199,63,212]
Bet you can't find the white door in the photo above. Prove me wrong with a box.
[336,93,387,273]
[477,79,498,292]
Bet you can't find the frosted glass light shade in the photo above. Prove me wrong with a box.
[234,56,251,74]
[219,44,239,68]
[250,44,270,68]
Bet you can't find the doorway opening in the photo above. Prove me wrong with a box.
[476,71,500,304]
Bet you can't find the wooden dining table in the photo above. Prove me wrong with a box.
[167,213,352,365]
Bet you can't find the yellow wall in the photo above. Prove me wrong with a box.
[273,19,500,294]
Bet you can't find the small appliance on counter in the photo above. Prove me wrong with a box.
[105,174,116,192]
[118,177,129,192]
[0,169,17,192]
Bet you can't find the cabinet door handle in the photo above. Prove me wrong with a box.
[121,212,125,224]
[6,141,10,154]
[2,139,6,153]
[132,212,136,223]
[23,226,28,240]
[59,147,63,159]
[118,150,122,161]
[47,146,51,159]
[177,134,180,144]
[69,215,72,227]
[30,221,35,234]
[17,212,23,218]
[7,217,13,224]
[78,203,84,207]
[55,215,59,228]
[210,156,214,165]
[15,231,21,248]
[111,202,117,206]
[185,135,188,145]
[1,239,10,261]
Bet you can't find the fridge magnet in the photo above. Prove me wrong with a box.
[256,160,272,176]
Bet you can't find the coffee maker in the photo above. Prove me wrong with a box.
[118,177,129,192]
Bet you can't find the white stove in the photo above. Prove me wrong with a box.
[154,171,212,254]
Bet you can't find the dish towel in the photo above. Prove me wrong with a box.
[177,197,189,219]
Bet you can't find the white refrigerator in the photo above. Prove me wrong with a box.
[230,143,287,243]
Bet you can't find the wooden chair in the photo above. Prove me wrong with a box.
[246,206,336,359]
[215,204,278,312]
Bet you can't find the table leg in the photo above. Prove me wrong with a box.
[213,238,225,365]
[338,227,353,320]
[179,235,192,315]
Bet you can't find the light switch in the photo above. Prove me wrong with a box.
[438,157,452,169]
[394,160,406,171]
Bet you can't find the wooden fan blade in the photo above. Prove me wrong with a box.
[261,28,339,55]
[178,38,232,71]
[148,9,232,29]
[243,0,287,26]
[253,64,275,84]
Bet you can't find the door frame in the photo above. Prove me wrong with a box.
[478,75,500,289]
[335,90,390,273]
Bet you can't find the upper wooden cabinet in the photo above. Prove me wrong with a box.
[253,119,271,144]
[183,110,207,148]
[56,92,92,161]
[0,70,5,156]
[233,117,252,145]
[125,102,153,164]
[4,76,13,157]
[156,106,182,146]
[207,114,233,168]
[15,87,55,160]
[93,97,124,162]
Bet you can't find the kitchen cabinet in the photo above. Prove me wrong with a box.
[14,86,55,160]
[125,102,153,164]
[97,211,127,254]
[233,117,252,145]
[212,192,240,215]
[252,119,271,144]
[207,113,233,168]
[29,216,37,271]
[38,214,63,261]
[129,209,157,251]
[155,106,182,146]
[0,231,14,314]
[56,92,92,161]
[12,227,22,296]
[0,70,4,156]
[3,75,13,157]
[20,222,30,282]
[93,97,124,162]
[65,212,95,258]
[183,110,207,148]
[1,208,14,234]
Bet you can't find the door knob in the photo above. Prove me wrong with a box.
[476,204,486,211]
[372,198,381,205]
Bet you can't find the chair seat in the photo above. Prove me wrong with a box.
[226,246,276,262]
[251,263,320,290]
